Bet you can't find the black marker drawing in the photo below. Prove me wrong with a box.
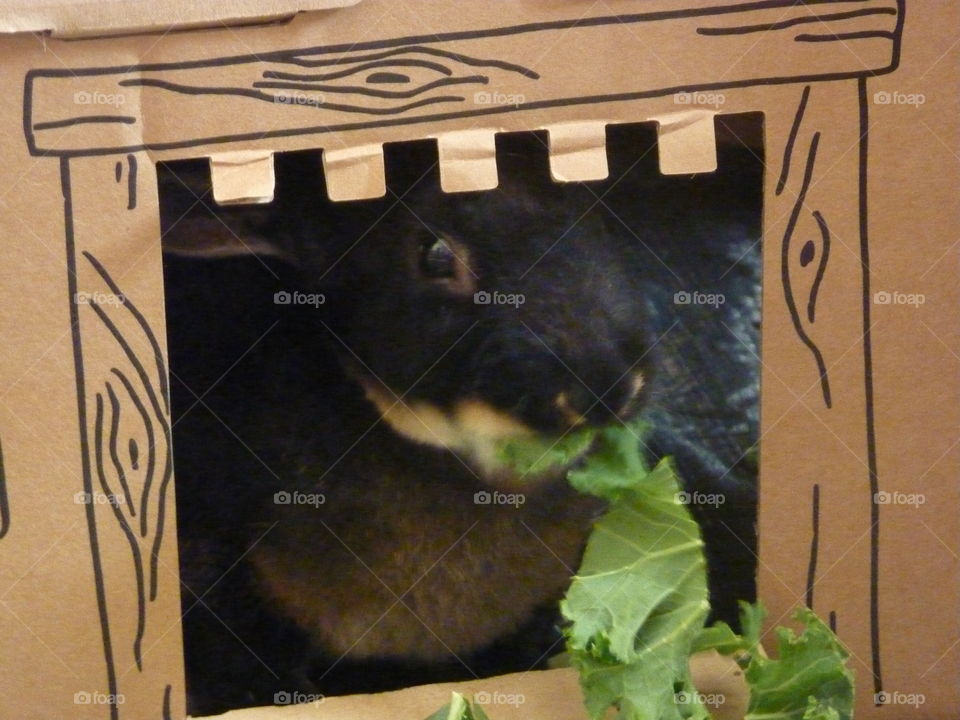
[780,128,832,408]
[795,30,896,43]
[125,155,137,210]
[0,435,9,540]
[33,115,137,131]
[22,0,903,714]
[857,75,883,702]
[93,388,147,672]
[806,482,821,609]
[776,84,810,196]
[696,6,898,36]
[83,250,174,597]
[807,211,831,324]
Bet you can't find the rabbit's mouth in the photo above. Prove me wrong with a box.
[349,368,645,484]
[352,374,537,480]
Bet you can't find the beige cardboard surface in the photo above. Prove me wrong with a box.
[0,0,361,38]
[0,1,956,719]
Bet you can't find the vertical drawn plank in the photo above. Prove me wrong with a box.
[64,154,184,720]
[758,82,881,710]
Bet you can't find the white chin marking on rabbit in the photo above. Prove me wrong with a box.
[355,378,548,480]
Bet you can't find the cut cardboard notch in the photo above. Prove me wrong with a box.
[437,130,499,193]
[322,144,386,202]
[209,151,276,206]
[0,0,363,38]
[548,122,609,183]
[655,110,719,175]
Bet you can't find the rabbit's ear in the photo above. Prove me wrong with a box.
[158,159,289,260]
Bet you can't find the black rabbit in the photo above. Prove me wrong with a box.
[162,124,761,715]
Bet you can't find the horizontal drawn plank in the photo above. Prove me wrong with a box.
[24,0,902,156]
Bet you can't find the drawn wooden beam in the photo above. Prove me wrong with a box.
[758,79,882,700]
[62,153,185,720]
[24,0,901,157]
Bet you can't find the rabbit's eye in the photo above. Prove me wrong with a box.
[419,237,458,280]
[415,234,476,297]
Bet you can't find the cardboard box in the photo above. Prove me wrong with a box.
[0,1,956,718]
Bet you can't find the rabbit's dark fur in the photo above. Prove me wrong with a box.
[163,125,761,715]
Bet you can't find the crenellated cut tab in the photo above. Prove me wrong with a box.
[547,121,609,183]
[654,110,718,175]
[437,129,498,193]
[322,143,386,201]
[209,150,276,205]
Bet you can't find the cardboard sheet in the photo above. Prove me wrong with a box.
[0,1,956,718]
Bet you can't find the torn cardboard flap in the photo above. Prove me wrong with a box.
[210,151,276,205]
[654,110,718,175]
[437,130,499,193]
[215,658,747,720]
[322,144,386,202]
[0,0,363,38]
[547,121,609,183]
